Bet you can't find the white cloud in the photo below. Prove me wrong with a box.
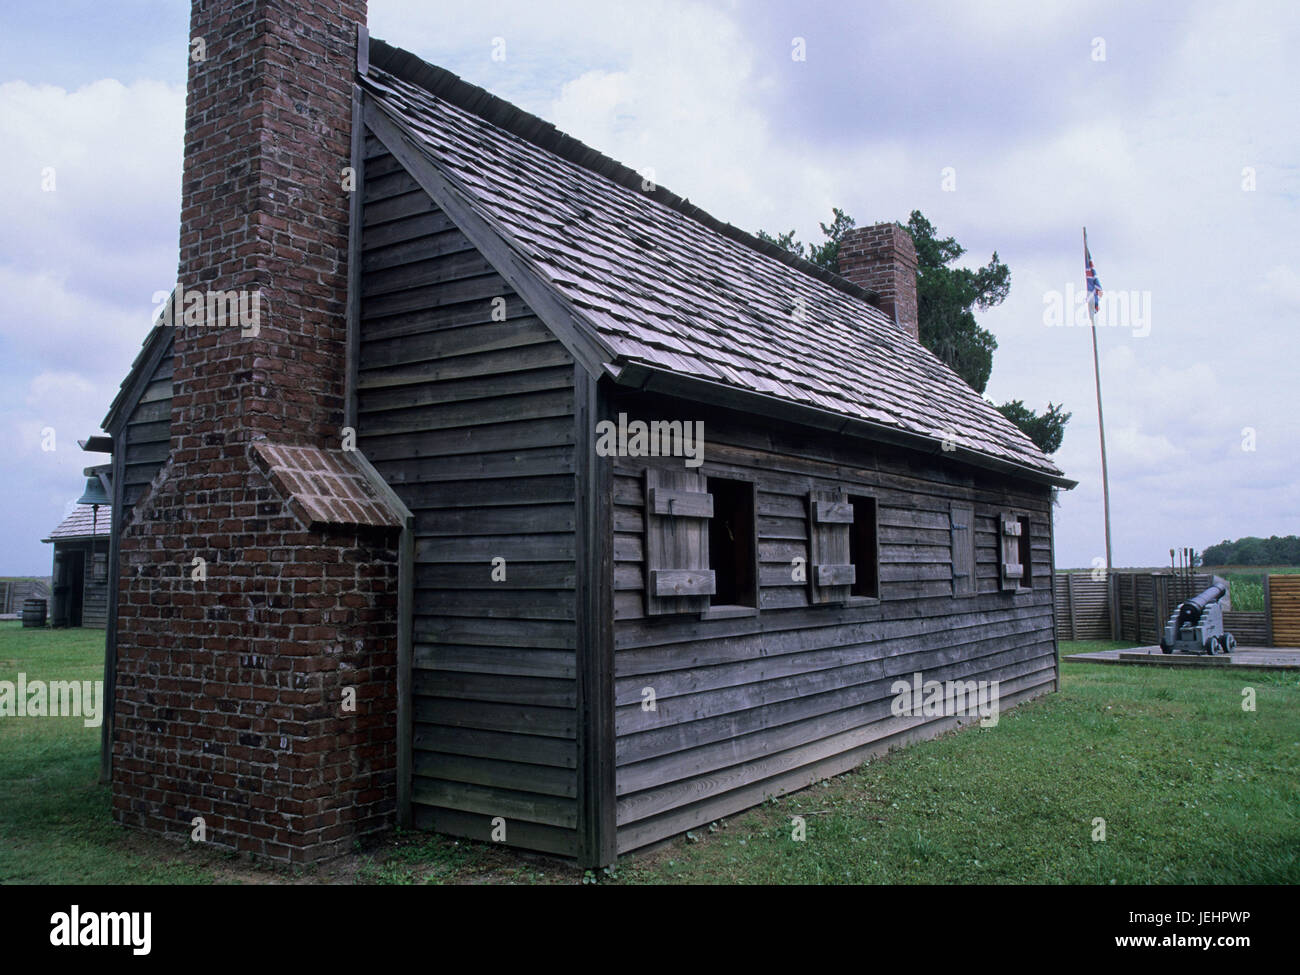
[1259,265,1300,305]
[0,77,184,384]
[0,76,183,572]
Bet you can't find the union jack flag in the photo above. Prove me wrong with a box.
[1084,231,1103,319]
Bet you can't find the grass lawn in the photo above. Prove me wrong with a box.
[0,622,224,883]
[2,622,1297,884]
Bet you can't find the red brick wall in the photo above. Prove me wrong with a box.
[172,0,364,450]
[112,0,394,864]
[839,223,919,341]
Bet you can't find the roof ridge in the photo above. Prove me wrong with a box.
[366,36,883,309]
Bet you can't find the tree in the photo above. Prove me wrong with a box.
[758,207,855,273]
[994,400,1071,455]
[1202,535,1300,567]
[757,208,1070,455]
[906,211,1005,395]
[755,227,805,262]
[808,207,856,272]
[1202,540,1229,565]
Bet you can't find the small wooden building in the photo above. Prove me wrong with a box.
[351,38,1074,860]
[101,13,1074,867]
[43,500,112,628]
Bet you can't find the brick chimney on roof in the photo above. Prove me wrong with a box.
[171,0,366,449]
[838,222,920,341]
[111,0,400,865]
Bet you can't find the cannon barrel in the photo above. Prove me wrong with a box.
[1184,582,1227,613]
[1175,582,1227,631]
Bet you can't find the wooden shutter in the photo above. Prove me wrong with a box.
[808,488,855,604]
[951,502,975,597]
[1000,512,1023,590]
[644,468,715,615]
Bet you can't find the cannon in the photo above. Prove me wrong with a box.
[1160,580,1236,655]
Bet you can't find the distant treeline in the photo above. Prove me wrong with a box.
[1201,536,1300,567]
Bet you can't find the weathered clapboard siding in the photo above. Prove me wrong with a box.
[356,142,581,856]
[101,322,175,779]
[81,539,110,628]
[53,538,111,629]
[605,387,1058,853]
[120,346,173,507]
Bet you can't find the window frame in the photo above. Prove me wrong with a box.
[701,475,759,619]
[92,548,108,584]
[846,493,880,603]
[806,486,880,607]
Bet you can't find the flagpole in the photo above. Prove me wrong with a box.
[1084,226,1114,572]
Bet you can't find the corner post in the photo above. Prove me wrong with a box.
[575,366,616,866]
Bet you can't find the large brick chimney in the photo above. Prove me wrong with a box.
[112,0,401,864]
[839,223,920,341]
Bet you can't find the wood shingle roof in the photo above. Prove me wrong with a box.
[361,39,1069,485]
[43,503,112,542]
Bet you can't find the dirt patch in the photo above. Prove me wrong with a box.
[110,826,595,885]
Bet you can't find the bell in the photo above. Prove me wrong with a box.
[76,476,111,507]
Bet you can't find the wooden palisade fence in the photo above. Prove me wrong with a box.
[1052,573,1111,640]
[1269,574,1300,648]
[0,578,52,615]
[1055,570,1280,647]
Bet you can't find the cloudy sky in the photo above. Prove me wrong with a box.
[1,0,1296,574]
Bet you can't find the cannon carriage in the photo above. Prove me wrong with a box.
[1159,579,1237,655]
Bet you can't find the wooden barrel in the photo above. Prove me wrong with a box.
[21,598,47,627]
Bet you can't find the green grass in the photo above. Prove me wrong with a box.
[3,624,1297,884]
[604,653,1300,884]
[0,622,226,883]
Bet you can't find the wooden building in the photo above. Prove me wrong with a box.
[43,501,112,628]
[99,7,1074,867]
[92,317,173,776]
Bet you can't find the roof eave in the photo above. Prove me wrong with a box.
[102,320,174,434]
[609,361,1077,490]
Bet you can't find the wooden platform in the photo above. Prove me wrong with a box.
[1063,646,1300,671]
